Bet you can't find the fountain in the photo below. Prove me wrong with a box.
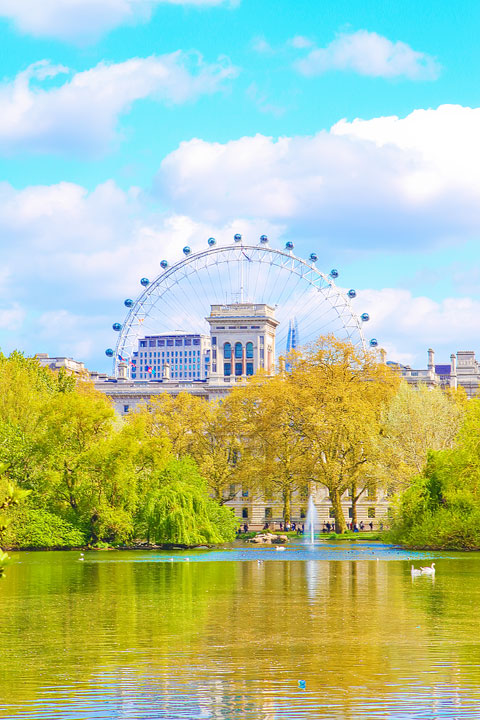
[305,495,318,545]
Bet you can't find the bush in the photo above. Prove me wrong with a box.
[3,506,86,548]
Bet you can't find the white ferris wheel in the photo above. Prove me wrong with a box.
[106,234,376,378]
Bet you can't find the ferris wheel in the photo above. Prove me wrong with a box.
[106,234,377,378]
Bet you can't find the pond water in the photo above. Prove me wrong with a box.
[1,541,480,719]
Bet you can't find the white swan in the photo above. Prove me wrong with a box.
[411,565,422,577]
[78,553,84,562]
[420,562,435,575]
[275,546,286,552]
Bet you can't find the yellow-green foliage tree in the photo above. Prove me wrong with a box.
[130,393,246,505]
[377,382,466,494]
[227,371,311,524]
[286,336,400,532]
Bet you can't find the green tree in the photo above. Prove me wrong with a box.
[138,457,237,545]
[377,382,465,495]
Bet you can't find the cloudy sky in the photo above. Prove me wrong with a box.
[0,0,479,370]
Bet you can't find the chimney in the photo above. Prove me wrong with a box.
[427,348,435,372]
[450,353,457,389]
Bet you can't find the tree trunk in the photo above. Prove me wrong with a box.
[283,489,291,525]
[330,487,347,533]
[350,483,357,527]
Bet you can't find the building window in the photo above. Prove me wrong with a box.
[265,507,272,520]
[235,362,243,376]
[242,487,249,497]
[185,338,191,346]
[235,342,242,359]
[246,342,253,359]
[149,340,155,347]
[224,362,231,376]
[348,508,353,518]
[229,483,236,496]
[158,340,165,347]
[167,339,173,346]
[123,405,129,413]
[140,341,147,348]
[175,338,182,346]
[242,507,249,519]
[251,325,260,329]
[246,362,254,376]
[368,507,376,518]
[224,342,231,359]
[329,508,336,518]
[212,337,217,345]
[212,349,217,360]
[193,338,200,345]
[300,508,306,519]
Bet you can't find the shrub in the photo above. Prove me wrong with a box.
[3,506,85,548]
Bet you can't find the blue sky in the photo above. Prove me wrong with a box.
[1,0,480,370]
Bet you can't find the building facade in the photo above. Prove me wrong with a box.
[400,348,480,398]
[131,332,210,381]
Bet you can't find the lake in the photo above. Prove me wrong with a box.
[1,541,480,719]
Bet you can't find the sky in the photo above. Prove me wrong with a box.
[1,0,480,371]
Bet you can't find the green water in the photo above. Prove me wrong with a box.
[1,543,480,719]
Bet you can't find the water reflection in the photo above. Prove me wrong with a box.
[1,548,480,719]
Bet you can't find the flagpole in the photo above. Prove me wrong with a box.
[240,236,244,303]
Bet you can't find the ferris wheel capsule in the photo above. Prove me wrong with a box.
[105,348,114,357]
[112,323,122,331]
[208,237,216,246]
[309,252,318,262]
[347,289,356,299]
[361,313,370,322]
[330,269,339,279]
[183,246,191,255]
[124,298,133,308]
[234,233,242,242]
[160,260,168,269]
[260,235,268,244]
[285,241,294,251]
[140,277,150,286]
[369,338,378,347]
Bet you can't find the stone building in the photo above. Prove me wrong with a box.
[400,348,480,398]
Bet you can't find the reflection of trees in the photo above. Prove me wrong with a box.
[1,553,480,718]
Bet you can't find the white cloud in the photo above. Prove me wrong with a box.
[288,35,314,50]
[0,178,282,365]
[0,54,237,155]
[353,288,480,366]
[251,35,273,54]
[155,104,480,248]
[294,30,440,80]
[0,0,238,43]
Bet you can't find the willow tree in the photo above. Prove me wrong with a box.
[287,336,399,533]
[139,457,237,545]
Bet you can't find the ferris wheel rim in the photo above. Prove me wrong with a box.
[112,240,367,377]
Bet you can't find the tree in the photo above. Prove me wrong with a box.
[389,398,480,549]
[377,382,466,495]
[138,457,237,545]
[227,371,310,523]
[286,336,399,533]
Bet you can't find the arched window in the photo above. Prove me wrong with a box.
[235,342,243,359]
[224,342,231,359]
[246,342,253,359]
